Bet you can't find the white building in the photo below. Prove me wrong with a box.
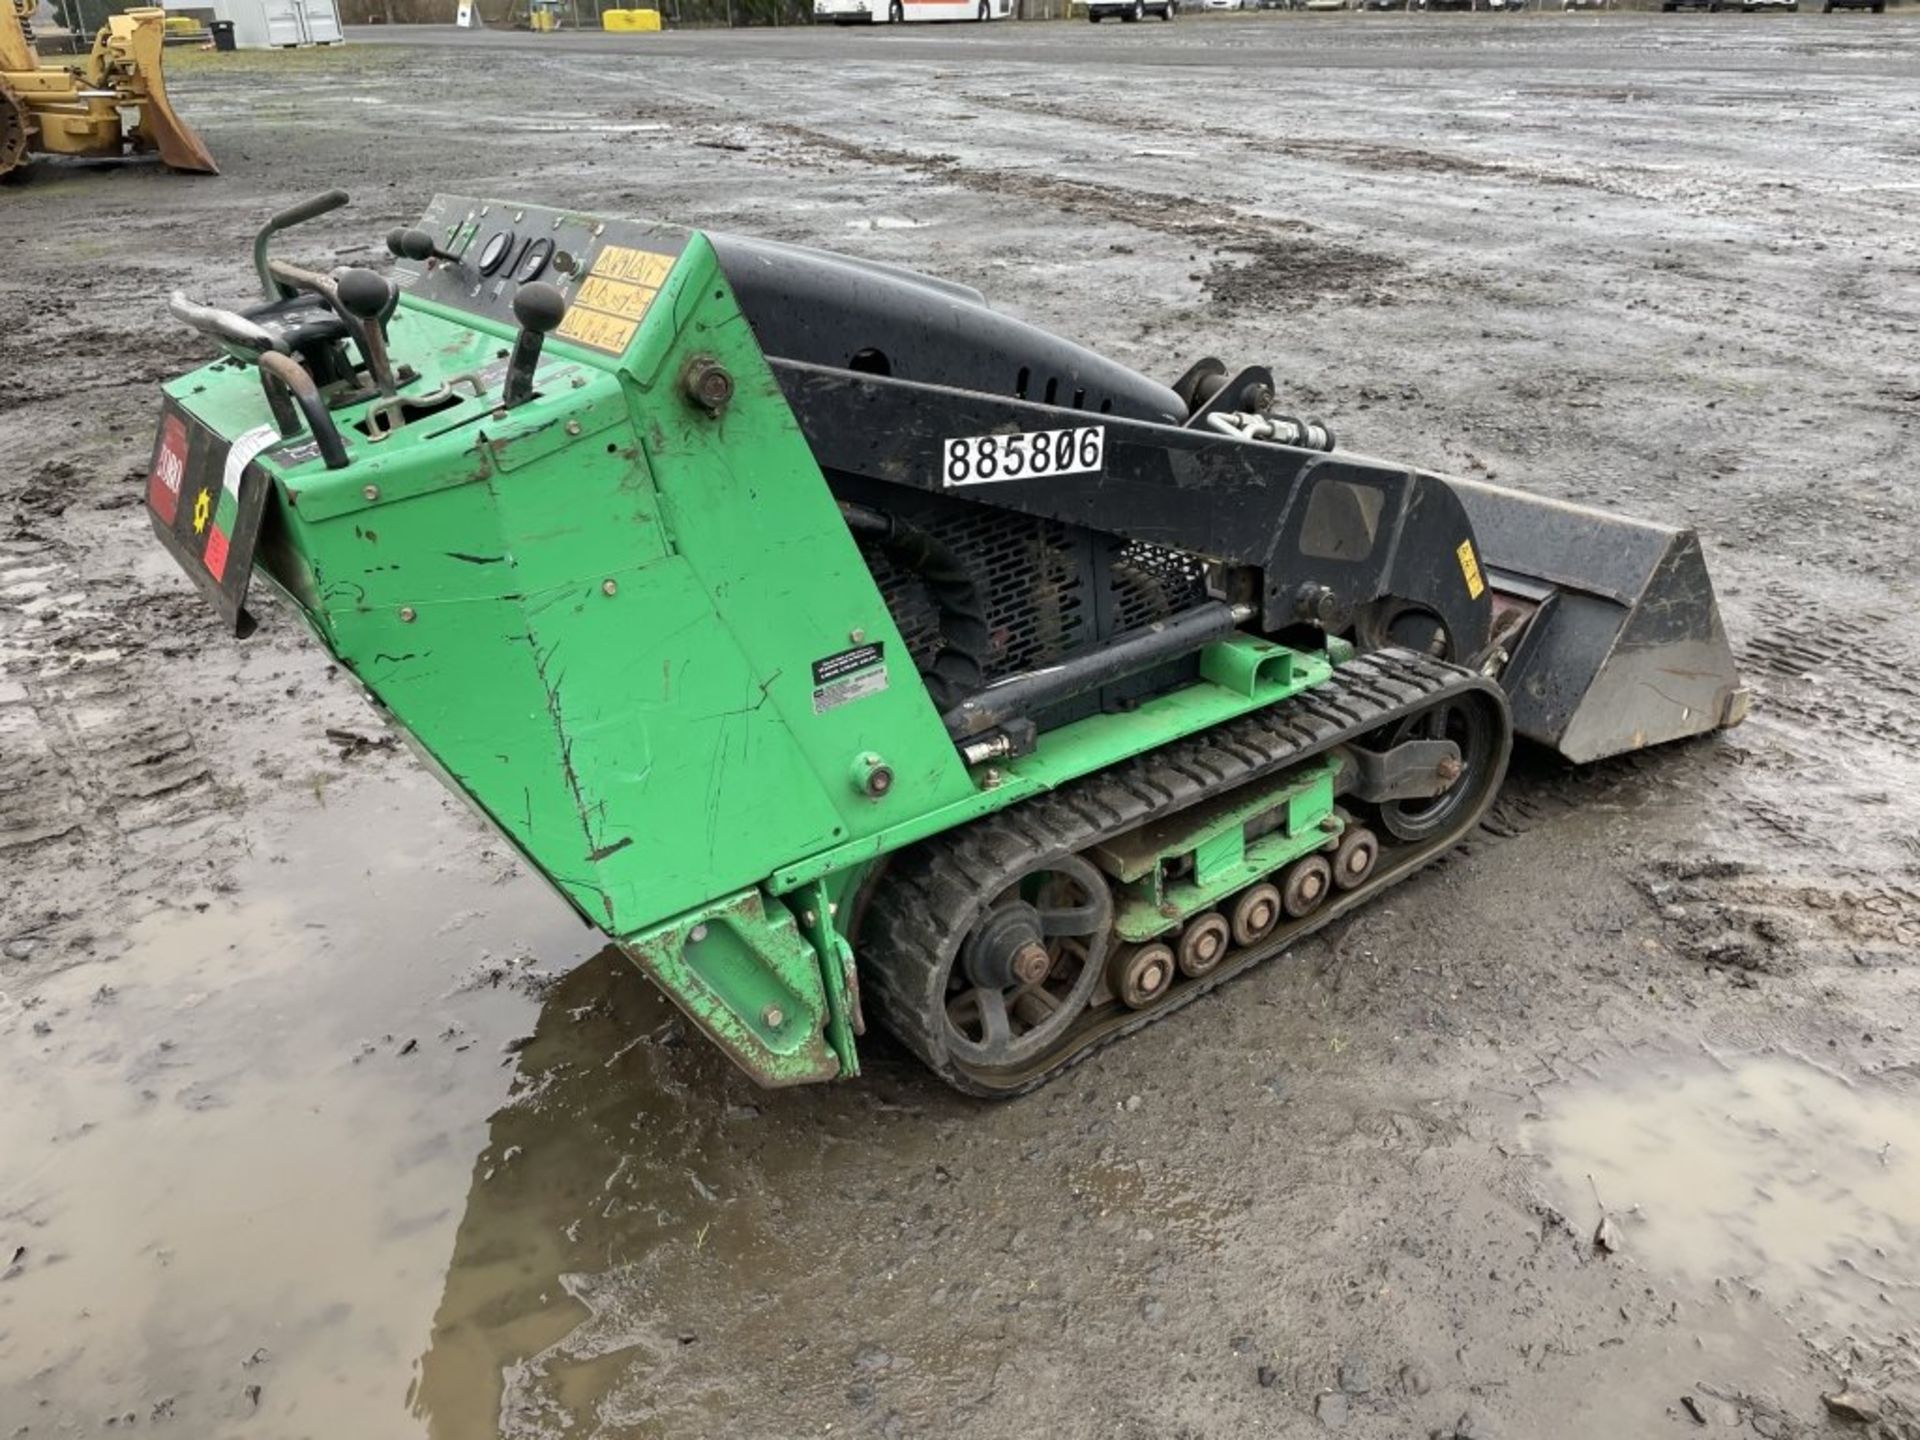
[205,0,344,47]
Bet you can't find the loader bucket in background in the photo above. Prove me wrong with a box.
[110,8,218,174]
[1447,477,1749,765]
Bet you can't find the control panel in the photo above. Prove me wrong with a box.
[390,194,692,360]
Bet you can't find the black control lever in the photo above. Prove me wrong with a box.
[504,283,565,410]
[388,227,463,265]
[336,268,398,398]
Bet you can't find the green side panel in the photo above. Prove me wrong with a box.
[222,233,976,941]
[623,238,979,849]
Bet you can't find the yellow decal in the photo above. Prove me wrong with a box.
[192,487,212,535]
[1456,538,1485,601]
[556,306,640,355]
[575,275,657,323]
[553,244,677,355]
[590,245,675,289]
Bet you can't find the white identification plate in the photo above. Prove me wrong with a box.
[942,425,1106,487]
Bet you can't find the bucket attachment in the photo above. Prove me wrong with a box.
[1449,478,1748,765]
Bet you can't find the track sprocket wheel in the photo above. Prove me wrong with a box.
[941,854,1112,1076]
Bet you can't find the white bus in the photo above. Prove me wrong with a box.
[816,0,1013,22]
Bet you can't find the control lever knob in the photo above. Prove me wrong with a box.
[335,267,399,399]
[388,227,460,264]
[336,267,394,320]
[513,281,567,336]
[504,282,567,410]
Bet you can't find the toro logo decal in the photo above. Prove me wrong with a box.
[147,415,189,525]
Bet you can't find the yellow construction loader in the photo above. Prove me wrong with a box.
[1,0,217,179]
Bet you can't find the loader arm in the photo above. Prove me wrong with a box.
[1,1,36,73]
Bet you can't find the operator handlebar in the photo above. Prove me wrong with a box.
[165,289,350,473]
[266,259,397,398]
[257,352,351,471]
[167,290,286,354]
[254,189,350,300]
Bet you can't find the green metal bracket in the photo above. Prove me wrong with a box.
[793,878,861,1078]
[617,887,841,1086]
[1199,637,1295,698]
[1106,758,1343,944]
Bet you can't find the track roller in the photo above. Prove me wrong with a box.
[1110,942,1176,1010]
[1281,854,1332,918]
[1331,826,1379,892]
[1176,912,1231,979]
[1229,882,1282,948]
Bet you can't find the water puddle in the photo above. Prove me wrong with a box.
[1528,1055,1920,1337]
[0,762,990,1438]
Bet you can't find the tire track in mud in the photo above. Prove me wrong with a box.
[948,85,1627,196]
[752,116,1317,247]
[1739,581,1920,763]
[737,117,1405,307]
[1432,708,1920,985]
[1592,581,1920,983]
[0,535,241,974]
[576,60,1400,304]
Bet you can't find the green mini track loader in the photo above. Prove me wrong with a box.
[146,191,1747,1095]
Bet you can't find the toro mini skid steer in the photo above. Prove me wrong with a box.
[147,193,1746,1095]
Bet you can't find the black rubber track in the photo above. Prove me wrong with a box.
[858,648,1513,1097]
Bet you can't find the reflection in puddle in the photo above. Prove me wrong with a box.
[409,947,1156,1439]
[4,770,1240,1438]
[0,774,591,1436]
[409,949,858,1438]
[1530,1056,1920,1336]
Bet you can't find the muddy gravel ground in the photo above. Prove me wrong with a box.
[4,15,1920,1439]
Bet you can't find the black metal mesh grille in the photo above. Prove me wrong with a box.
[859,505,1089,682]
[1109,541,1211,635]
[854,495,1211,689]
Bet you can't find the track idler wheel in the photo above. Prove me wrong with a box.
[1176,912,1231,979]
[1229,882,1282,948]
[1281,854,1333,918]
[1375,699,1501,844]
[1110,942,1177,1010]
[1331,827,1379,891]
